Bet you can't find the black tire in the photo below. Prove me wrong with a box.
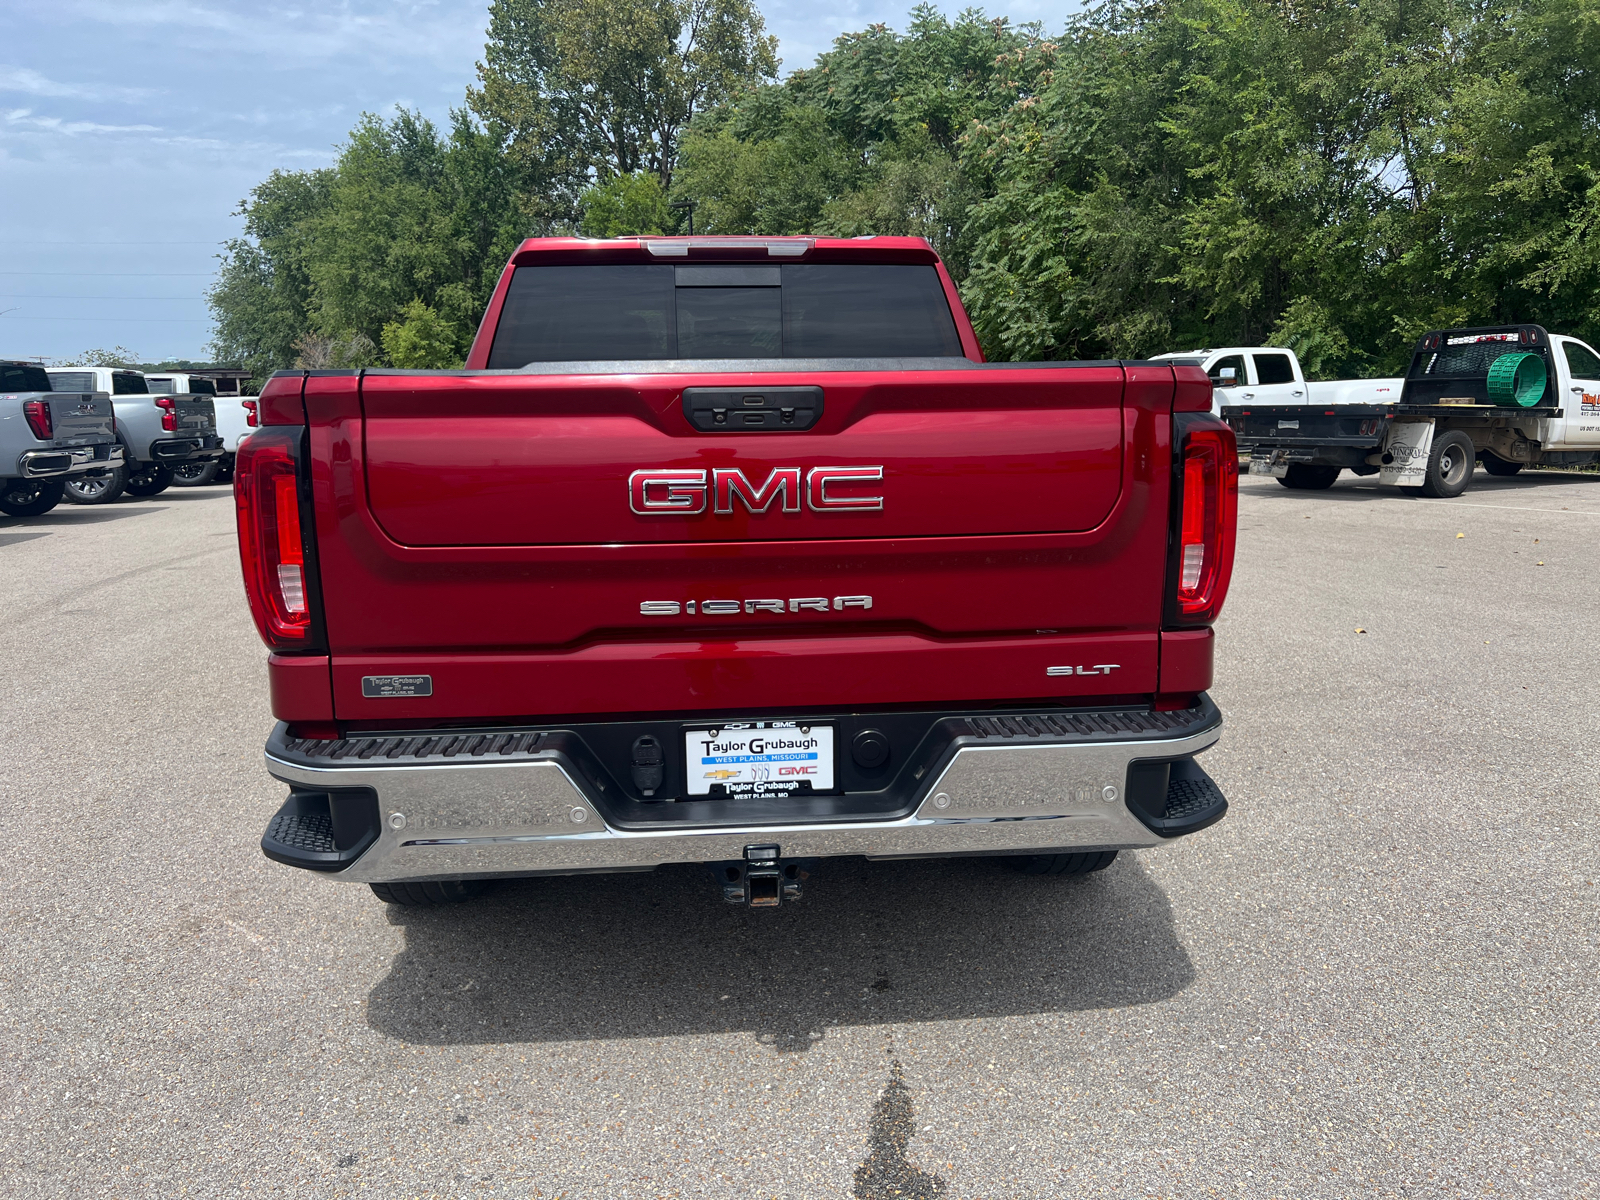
[1002,850,1119,876]
[124,463,174,497]
[1418,430,1476,498]
[171,459,221,487]
[63,467,127,505]
[1480,452,1523,477]
[0,477,66,517]
[215,455,235,484]
[1277,464,1341,490]
[369,879,490,906]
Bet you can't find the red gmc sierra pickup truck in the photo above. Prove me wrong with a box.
[237,236,1237,907]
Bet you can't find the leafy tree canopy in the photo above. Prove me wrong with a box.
[210,0,1600,378]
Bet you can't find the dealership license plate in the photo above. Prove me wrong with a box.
[684,722,835,798]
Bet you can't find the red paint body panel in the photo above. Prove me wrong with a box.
[286,237,1215,726]
[267,653,333,721]
[1159,628,1214,694]
[332,633,1157,723]
[258,372,306,426]
[1172,364,1214,412]
[359,368,1125,546]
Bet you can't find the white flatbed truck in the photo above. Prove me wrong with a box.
[1220,325,1600,496]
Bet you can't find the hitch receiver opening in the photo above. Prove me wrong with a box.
[712,845,807,907]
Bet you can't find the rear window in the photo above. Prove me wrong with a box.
[487,263,964,366]
[1252,353,1295,384]
[1,363,52,392]
[146,377,177,394]
[48,370,95,393]
[186,377,217,394]
[1563,341,1600,379]
[113,372,148,395]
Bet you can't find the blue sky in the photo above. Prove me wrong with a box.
[0,1,1073,365]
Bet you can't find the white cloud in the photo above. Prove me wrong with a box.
[3,108,163,136]
[0,66,158,102]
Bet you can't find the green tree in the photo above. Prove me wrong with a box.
[579,171,672,235]
[470,0,779,220]
[673,6,1036,273]
[381,301,461,368]
[209,108,528,374]
[54,346,143,368]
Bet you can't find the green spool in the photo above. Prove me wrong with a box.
[1486,351,1547,407]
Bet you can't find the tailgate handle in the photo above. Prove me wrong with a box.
[682,386,823,433]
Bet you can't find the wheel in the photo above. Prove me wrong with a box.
[171,459,221,487]
[0,477,66,517]
[1480,452,1522,477]
[1002,850,1119,876]
[1277,464,1341,490]
[1418,430,1476,498]
[63,467,127,505]
[124,463,174,497]
[369,880,490,906]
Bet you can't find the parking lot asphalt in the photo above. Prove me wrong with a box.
[2,470,1597,1199]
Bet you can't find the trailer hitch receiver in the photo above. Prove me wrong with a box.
[713,845,807,906]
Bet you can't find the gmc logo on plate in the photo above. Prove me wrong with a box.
[629,467,884,515]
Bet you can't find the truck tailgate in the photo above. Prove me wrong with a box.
[44,393,115,444]
[174,397,215,434]
[307,366,1177,722]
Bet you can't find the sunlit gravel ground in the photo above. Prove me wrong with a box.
[1,470,1595,1198]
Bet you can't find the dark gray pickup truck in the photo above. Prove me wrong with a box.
[0,361,122,517]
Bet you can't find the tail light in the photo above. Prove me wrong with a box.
[1170,419,1238,625]
[242,399,259,427]
[23,399,53,440]
[235,426,320,650]
[155,395,176,432]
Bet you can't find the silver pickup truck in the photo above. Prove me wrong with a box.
[44,366,222,504]
[0,360,122,517]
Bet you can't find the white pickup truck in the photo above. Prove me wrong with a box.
[144,372,255,485]
[1148,346,1403,415]
[1223,325,1600,496]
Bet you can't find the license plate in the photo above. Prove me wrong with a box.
[684,722,834,798]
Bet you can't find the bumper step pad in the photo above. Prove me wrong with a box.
[1138,757,1228,838]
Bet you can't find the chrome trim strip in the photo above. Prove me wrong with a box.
[264,715,1222,885]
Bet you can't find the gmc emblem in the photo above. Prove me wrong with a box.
[629,466,884,515]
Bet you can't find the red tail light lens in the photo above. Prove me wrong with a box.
[242,399,259,427]
[155,395,176,432]
[23,399,53,440]
[1173,422,1238,624]
[235,426,316,649]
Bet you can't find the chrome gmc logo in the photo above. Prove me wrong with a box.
[629,466,884,515]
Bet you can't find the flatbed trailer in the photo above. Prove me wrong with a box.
[1221,324,1600,497]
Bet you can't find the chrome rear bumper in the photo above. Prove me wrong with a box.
[16,443,123,479]
[262,701,1226,884]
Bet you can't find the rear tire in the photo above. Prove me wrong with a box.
[1277,464,1341,490]
[1419,430,1476,498]
[1480,452,1523,477]
[0,478,66,517]
[124,463,174,497]
[369,880,490,906]
[63,467,127,505]
[171,459,221,487]
[1002,850,1118,876]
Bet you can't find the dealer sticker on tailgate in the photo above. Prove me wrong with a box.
[684,722,834,798]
